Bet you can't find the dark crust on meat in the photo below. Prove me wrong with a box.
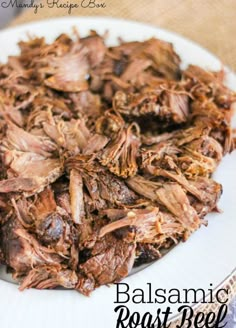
[0,31,235,295]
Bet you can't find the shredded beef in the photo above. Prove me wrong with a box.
[0,30,235,294]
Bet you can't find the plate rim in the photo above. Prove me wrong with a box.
[2,15,235,72]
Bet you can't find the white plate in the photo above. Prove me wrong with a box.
[0,17,235,328]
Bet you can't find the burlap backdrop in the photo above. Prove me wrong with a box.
[7,0,236,324]
[9,0,236,70]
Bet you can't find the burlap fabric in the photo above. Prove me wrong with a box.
[9,0,236,70]
[7,0,236,324]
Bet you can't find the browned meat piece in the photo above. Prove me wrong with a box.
[89,36,181,104]
[83,134,109,155]
[184,65,224,85]
[0,30,234,295]
[36,213,64,245]
[136,38,181,79]
[95,110,124,137]
[99,183,200,242]
[155,184,200,232]
[68,91,102,120]
[0,219,62,274]
[43,46,89,92]
[126,175,163,201]
[113,86,189,130]
[99,207,160,239]
[19,266,78,291]
[145,168,206,202]
[1,121,56,157]
[135,243,162,266]
[140,141,180,169]
[78,216,98,250]
[184,65,236,108]
[29,188,59,236]
[69,169,85,224]
[0,121,63,194]
[120,58,152,83]
[0,177,40,194]
[27,188,79,259]
[8,155,62,188]
[0,152,63,196]
[111,37,181,80]
[80,34,106,68]
[190,101,234,154]
[66,155,138,210]
[43,118,91,153]
[188,177,222,218]
[77,234,136,295]
[99,123,140,178]
[76,275,95,296]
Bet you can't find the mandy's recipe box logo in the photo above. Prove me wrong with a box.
[114,283,229,328]
[1,0,107,14]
